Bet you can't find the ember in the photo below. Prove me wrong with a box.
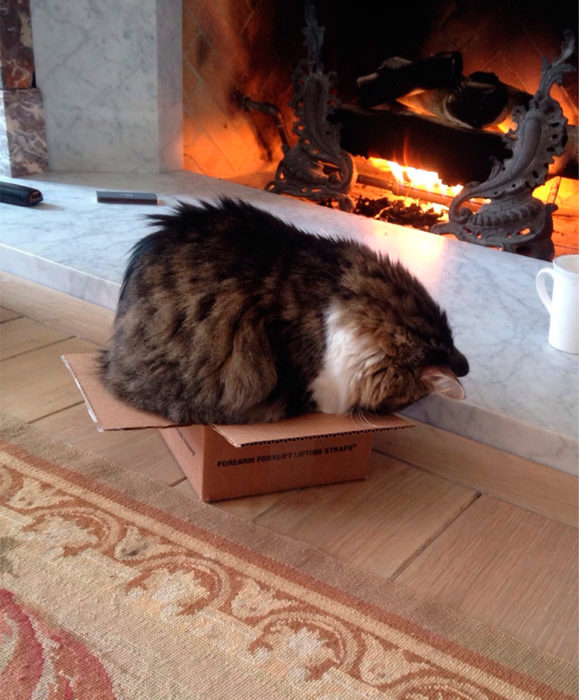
[350,195,443,231]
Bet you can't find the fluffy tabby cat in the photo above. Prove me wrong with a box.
[101,198,469,424]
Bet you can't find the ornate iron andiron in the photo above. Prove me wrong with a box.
[266,1,355,210]
[431,33,575,260]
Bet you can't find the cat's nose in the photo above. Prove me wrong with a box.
[450,349,469,377]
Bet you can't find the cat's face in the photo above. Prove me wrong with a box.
[309,300,468,416]
[352,355,468,414]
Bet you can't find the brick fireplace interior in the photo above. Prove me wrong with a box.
[182,0,578,255]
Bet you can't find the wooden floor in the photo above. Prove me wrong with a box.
[1,270,577,664]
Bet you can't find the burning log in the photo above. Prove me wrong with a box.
[333,104,510,185]
[356,171,462,208]
[356,53,532,130]
[445,72,513,128]
[356,52,463,107]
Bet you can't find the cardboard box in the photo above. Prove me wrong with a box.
[63,353,413,501]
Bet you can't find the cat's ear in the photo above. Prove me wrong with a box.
[421,366,465,400]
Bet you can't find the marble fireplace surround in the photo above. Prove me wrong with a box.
[28,0,183,174]
[0,169,577,479]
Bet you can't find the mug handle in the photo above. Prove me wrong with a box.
[536,268,554,314]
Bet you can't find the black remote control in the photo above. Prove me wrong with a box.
[0,182,43,206]
[96,190,158,205]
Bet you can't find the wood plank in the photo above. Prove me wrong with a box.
[174,478,300,519]
[35,404,185,486]
[0,337,99,421]
[396,496,579,663]
[0,271,114,345]
[255,452,477,578]
[0,317,71,360]
[374,421,578,528]
[0,307,21,323]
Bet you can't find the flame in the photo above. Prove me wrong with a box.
[368,157,462,198]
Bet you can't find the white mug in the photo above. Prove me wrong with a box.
[536,254,579,354]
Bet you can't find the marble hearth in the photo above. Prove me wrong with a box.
[1,169,577,478]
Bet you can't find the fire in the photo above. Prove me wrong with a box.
[368,157,462,198]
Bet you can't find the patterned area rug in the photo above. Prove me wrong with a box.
[0,414,576,699]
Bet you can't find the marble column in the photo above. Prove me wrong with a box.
[29,0,183,173]
[0,0,48,176]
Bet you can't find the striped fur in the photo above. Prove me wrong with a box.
[101,198,468,424]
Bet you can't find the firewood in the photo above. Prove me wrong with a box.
[356,52,463,107]
[333,104,509,185]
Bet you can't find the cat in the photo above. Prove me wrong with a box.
[100,197,469,424]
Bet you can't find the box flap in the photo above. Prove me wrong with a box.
[63,352,413,442]
[212,413,412,447]
[62,353,176,430]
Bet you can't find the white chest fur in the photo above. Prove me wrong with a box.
[309,303,381,414]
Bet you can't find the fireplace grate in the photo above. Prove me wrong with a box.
[259,5,576,260]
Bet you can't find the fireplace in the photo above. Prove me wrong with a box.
[16,1,578,257]
[181,0,578,259]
